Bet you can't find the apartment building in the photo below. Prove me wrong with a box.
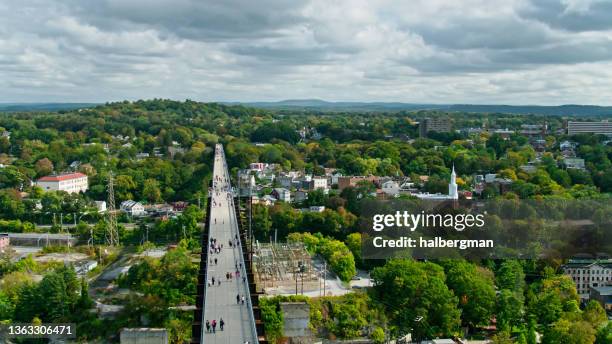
[419,118,451,137]
[562,258,612,299]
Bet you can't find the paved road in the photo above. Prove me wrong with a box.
[201,144,257,344]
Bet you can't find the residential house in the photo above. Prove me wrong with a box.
[293,190,308,203]
[95,201,107,213]
[120,200,146,217]
[272,188,291,202]
[560,140,577,151]
[563,157,586,170]
[277,175,294,189]
[309,177,328,191]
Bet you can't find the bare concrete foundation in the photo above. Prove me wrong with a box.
[119,328,168,344]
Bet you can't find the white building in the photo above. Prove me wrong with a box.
[95,201,107,213]
[120,200,146,217]
[560,140,577,151]
[563,158,586,170]
[36,172,88,194]
[562,258,612,300]
[381,180,401,196]
[310,177,328,191]
[272,188,291,202]
[331,172,343,185]
[484,173,498,183]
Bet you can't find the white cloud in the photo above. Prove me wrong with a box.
[1,0,612,104]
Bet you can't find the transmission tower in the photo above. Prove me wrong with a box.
[106,171,119,246]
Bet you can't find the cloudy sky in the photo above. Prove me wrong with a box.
[2,0,612,104]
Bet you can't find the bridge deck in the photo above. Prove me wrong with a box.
[201,144,258,343]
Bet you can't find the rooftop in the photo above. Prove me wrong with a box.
[564,258,612,268]
[37,172,87,182]
[591,286,612,296]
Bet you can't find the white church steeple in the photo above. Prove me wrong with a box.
[449,164,458,200]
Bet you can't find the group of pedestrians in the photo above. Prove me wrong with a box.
[204,146,252,341]
[209,237,223,255]
[208,275,222,287]
[229,237,240,247]
[205,318,225,333]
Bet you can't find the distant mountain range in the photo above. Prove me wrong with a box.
[0,103,98,112]
[236,99,612,117]
[2,100,612,117]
